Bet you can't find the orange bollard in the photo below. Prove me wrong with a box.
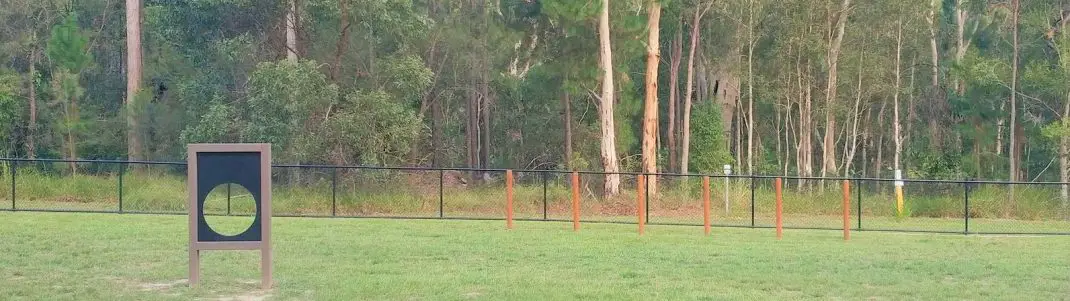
[775,177,783,240]
[571,172,580,231]
[703,176,711,236]
[842,180,850,240]
[637,175,646,235]
[506,170,514,229]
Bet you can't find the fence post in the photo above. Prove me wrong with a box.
[750,176,756,228]
[964,181,970,235]
[439,169,444,218]
[118,163,125,213]
[571,172,580,231]
[331,168,337,217]
[703,176,711,236]
[506,170,514,229]
[637,175,646,235]
[10,161,15,210]
[842,180,850,241]
[542,172,548,221]
[775,177,783,239]
[856,179,862,230]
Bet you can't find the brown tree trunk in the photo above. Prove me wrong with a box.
[642,0,661,193]
[126,0,142,161]
[667,17,682,173]
[331,0,351,81]
[27,49,38,159]
[599,0,620,195]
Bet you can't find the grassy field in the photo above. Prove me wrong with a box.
[1,211,1069,300]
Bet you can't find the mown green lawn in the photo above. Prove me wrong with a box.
[1,211,1068,300]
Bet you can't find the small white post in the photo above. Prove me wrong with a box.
[723,165,732,215]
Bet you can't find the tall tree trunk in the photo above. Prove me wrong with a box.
[667,17,683,173]
[27,49,38,159]
[843,37,865,177]
[1009,0,1020,183]
[479,64,490,171]
[893,19,903,174]
[681,6,705,176]
[564,88,573,170]
[479,0,491,172]
[997,102,1005,156]
[286,0,298,61]
[599,0,620,195]
[331,0,351,81]
[926,0,942,152]
[952,0,972,95]
[784,99,793,176]
[746,0,757,175]
[467,83,479,170]
[875,98,887,178]
[1061,92,1069,206]
[126,0,142,161]
[800,58,814,179]
[906,54,917,148]
[821,0,850,178]
[642,1,661,194]
[861,112,870,177]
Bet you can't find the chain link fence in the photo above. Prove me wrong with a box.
[3,158,1069,235]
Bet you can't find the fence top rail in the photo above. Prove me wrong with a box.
[2,157,1068,185]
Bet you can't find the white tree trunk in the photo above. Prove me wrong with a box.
[286,0,298,61]
[599,0,620,195]
[681,6,704,175]
[893,20,903,173]
[842,37,865,177]
[926,0,942,150]
[821,0,851,178]
[1061,93,1069,205]
[746,0,756,175]
[1009,0,1020,183]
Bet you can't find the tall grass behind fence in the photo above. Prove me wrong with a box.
[3,158,1070,235]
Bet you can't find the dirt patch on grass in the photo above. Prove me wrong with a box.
[203,291,273,301]
[138,279,188,291]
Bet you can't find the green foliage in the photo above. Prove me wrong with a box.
[0,70,20,154]
[239,60,339,160]
[689,101,732,173]
[46,13,92,72]
[180,98,236,145]
[326,89,425,165]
